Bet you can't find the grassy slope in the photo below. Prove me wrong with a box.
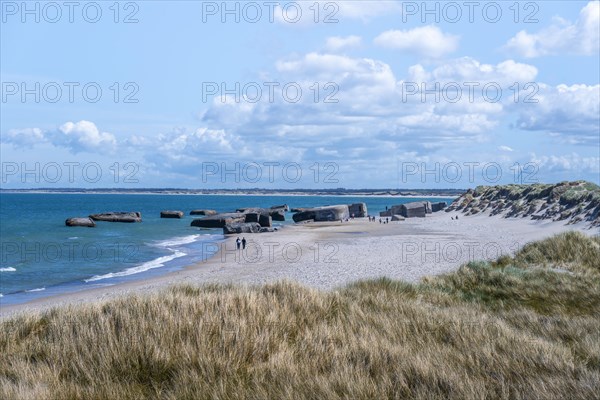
[1,232,599,400]
[447,181,600,227]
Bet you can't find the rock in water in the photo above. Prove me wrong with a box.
[161,210,184,218]
[292,205,349,223]
[65,217,96,227]
[223,222,262,234]
[89,212,142,223]
[191,213,246,228]
[190,209,217,216]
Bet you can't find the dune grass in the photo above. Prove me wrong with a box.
[1,231,599,399]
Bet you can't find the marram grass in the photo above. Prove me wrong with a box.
[1,232,599,399]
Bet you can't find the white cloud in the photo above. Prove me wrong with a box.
[200,53,530,157]
[196,51,597,174]
[3,128,45,148]
[422,57,538,87]
[505,1,600,57]
[374,26,459,58]
[273,52,398,111]
[276,52,391,77]
[57,121,117,153]
[6,52,596,188]
[514,84,600,144]
[400,57,538,114]
[315,147,340,157]
[395,112,497,134]
[2,121,116,154]
[529,153,600,173]
[129,126,307,179]
[324,35,362,52]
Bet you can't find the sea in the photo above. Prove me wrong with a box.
[0,193,455,305]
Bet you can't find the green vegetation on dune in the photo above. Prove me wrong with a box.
[447,181,600,227]
[1,233,599,399]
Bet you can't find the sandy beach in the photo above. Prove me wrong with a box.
[1,212,595,319]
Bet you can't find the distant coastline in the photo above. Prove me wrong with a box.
[0,188,465,197]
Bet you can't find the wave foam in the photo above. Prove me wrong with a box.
[0,267,16,272]
[26,287,46,292]
[84,250,186,283]
[153,234,202,248]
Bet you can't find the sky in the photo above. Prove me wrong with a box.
[1,0,599,189]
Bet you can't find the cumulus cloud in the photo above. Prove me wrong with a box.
[199,53,538,158]
[505,1,600,57]
[419,57,538,87]
[3,128,45,148]
[400,57,538,115]
[56,121,117,153]
[6,52,596,187]
[513,84,600,144]
[128,125,308,180]
[195,50,598,175]
[324,35,362,52]
[374,26,459,58]
[2,121,117,154]
[529,152,600,173]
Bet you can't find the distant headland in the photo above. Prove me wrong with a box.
[0,187,465,197]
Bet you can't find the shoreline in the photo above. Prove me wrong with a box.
[0,194,456,310]
[0,191,459,198]
[1,212,594,319]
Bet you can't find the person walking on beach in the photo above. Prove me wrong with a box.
[242,237,246,250]
[236,237,241,250]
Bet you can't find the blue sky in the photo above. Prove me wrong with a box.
[1,0,599,189]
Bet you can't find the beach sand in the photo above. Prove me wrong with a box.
[1,212,596,319]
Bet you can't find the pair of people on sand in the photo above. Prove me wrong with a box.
[236,237,246,250]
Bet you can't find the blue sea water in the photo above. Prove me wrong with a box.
[0,193,454,305]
